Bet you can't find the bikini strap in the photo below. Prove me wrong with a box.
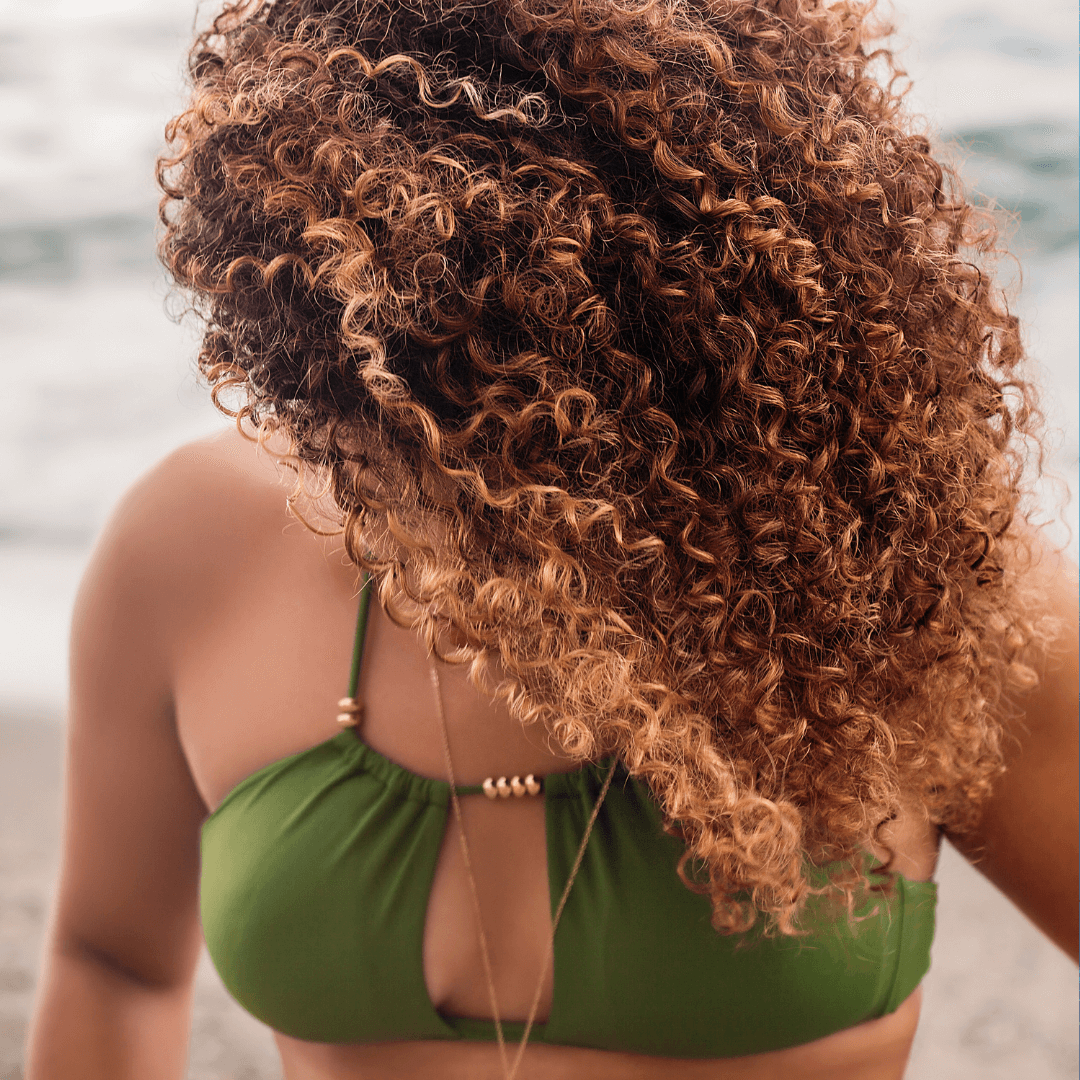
[346,571,373,701]
[342,573,485,796]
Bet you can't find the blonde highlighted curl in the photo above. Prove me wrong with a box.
[159,0,1062,932]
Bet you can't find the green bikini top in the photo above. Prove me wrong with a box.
[200,582,936,1058]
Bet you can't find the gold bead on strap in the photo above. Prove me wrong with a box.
[482,774,543,799]
[336,696,364,728]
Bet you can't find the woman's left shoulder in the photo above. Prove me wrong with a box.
[947,532,1079,959]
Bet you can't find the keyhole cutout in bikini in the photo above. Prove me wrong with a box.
[341,574,606,1038]
[422,792,557,1024]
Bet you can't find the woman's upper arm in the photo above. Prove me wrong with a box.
[948,532,1079,960]
[50,455,209,989]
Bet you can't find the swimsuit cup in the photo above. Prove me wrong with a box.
[200,583,936,1057]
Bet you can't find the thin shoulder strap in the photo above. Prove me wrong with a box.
[346,571,373,701]
[348,572,485,796]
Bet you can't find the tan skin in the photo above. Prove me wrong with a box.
[25,428,1078,1080]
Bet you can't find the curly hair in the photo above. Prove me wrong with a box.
[158,0,1062,932]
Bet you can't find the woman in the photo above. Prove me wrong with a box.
[26,0,1077,1076]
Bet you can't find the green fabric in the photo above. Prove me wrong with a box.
[346,571,372,700]
[200,734,936,1056]
[202,573,935,1054]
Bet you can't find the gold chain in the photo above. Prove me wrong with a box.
[428,661,617,1080]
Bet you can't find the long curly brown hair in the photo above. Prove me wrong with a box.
[159,0,1062,932]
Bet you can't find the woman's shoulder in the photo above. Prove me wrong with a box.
[47,432,299,1004]
[79,428,320,656]
[947,535,1079,959]
[110,428,293,553]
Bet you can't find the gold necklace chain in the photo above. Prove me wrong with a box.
[428,661,617,1080]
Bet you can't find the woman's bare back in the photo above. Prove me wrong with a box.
[137,428,935,1079]
[35,423,1079,1080]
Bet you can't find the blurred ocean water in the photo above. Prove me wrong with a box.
[0,3,1076,1076]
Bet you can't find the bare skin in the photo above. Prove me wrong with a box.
[25,428,1078,1080]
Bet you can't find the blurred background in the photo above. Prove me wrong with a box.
[0,0,1075,1076]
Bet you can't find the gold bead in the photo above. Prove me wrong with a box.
[525,774,541,796]
[482,778,498,800]
[496,777,512,798]
[511,776,526,797]
[336,697,363,727]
